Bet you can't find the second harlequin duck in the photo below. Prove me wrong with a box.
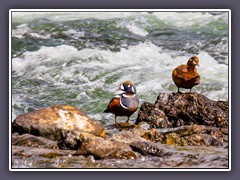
[172,56,200,93]
[103,81,139,124]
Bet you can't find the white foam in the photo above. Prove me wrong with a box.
[152,12,228,30]
[63,29,85,38]
[12,24,31,38]
[125,23,148,36]
[12,12,139,23]
[12,24,51,39]
[12,42,228,103]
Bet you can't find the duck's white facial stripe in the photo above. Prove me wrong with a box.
[120,84,124,90]
[131,86,135,93]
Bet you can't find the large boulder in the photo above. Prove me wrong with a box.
[12,104,106,149]
[136,92,228,129]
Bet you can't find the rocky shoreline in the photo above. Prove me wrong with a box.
[11,92,229,169]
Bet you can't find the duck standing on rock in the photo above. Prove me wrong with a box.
[172,56,200,93]
[103,81,140,124]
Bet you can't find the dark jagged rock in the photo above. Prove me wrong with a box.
[136,92,228,129]
[12,104,106,149]
[135,102,172,128]
[155,92,228,128]
[12,133,58,149]
[75,132,137,160]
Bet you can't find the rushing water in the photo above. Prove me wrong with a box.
[11,11,229,125]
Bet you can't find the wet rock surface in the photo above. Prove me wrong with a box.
[75,132,137,160]
[12,93,229,168]
[154,92,228,128]
[12,104,106,149]
[12,136,228,168]
[12,133,58,149]
[130,141,172,157]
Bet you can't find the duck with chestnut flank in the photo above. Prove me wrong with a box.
[172,56,200,93]
[103,81,139,124]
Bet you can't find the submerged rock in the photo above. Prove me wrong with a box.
[12,104,106,149]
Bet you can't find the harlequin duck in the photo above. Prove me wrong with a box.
[103,81,139,124]
[172,56,200,93]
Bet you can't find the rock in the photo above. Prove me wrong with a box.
[109,130,147,144]
[135,122,151,130]
[135,102,172,128]
[158,124,226,138]
[12,104,106,149]
[105,122,137,139]
[139,128,164,143]
[198,134,224,147]
[161,125,226,146]
[130,141,172,157]
[131,128,164,144]
[12,133,58,149]
[165,133,187,146]
[106,122,135,131]
[12,146,75,158]
[136,92,228,128]
[12,141,228,168]
[131,124,226,147]
[75,132,137,160]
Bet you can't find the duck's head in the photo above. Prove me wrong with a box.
[119,81,137,94]
[187,56,199,66]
